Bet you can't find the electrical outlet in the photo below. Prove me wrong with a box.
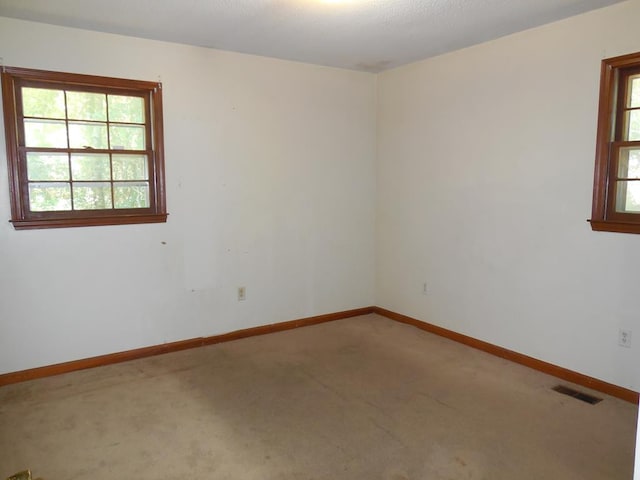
[237,286,246,301]
[618,329,632,348]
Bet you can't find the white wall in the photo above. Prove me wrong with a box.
[0,4,637,475]
[0,17,377,374]
[1,2,638,394]
[377,0,640,391]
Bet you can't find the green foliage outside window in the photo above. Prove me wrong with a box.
[22,86,150,212]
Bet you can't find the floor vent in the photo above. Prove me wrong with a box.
[552,385,603,404]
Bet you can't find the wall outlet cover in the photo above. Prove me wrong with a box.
[238,286,246,301]
[618,329,632,348]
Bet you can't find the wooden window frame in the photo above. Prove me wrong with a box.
[589,52,640,234]
[1,66,167,230]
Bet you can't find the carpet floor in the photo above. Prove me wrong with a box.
[0,314,637,479]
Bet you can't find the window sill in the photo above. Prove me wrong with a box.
[11,213,168,230]
[588,219,640,234]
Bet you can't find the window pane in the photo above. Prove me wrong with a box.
[626,110,640,141]
[629,76,640,108]
[27,153,70,181]
[22,87,65,119]
[73,182,113,210]
[66,91,107,121]
[617,148,640,179]
[68,121,108,149]
[108,95,144,123]
[29,183,72,211]
[615,181,640,213]
[109,124,145,150]
[24,119,68,148]
[112,155,148,180]
[114,183,149,209]
[71,154,111,181]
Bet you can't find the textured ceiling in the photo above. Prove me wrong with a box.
[0,0,625,72]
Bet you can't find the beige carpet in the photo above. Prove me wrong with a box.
[0,314,636,479]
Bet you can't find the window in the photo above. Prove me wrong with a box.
[590,52,640,234]
[1,67,167,229]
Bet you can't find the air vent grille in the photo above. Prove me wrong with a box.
[552,385,602,404]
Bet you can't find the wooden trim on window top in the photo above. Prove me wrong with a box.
[2,66,161,91]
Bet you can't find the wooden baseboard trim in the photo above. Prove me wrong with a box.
[200,307,375,346]
[373,307,639,404]
[4,305,636,404]
[0,306,374,387]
